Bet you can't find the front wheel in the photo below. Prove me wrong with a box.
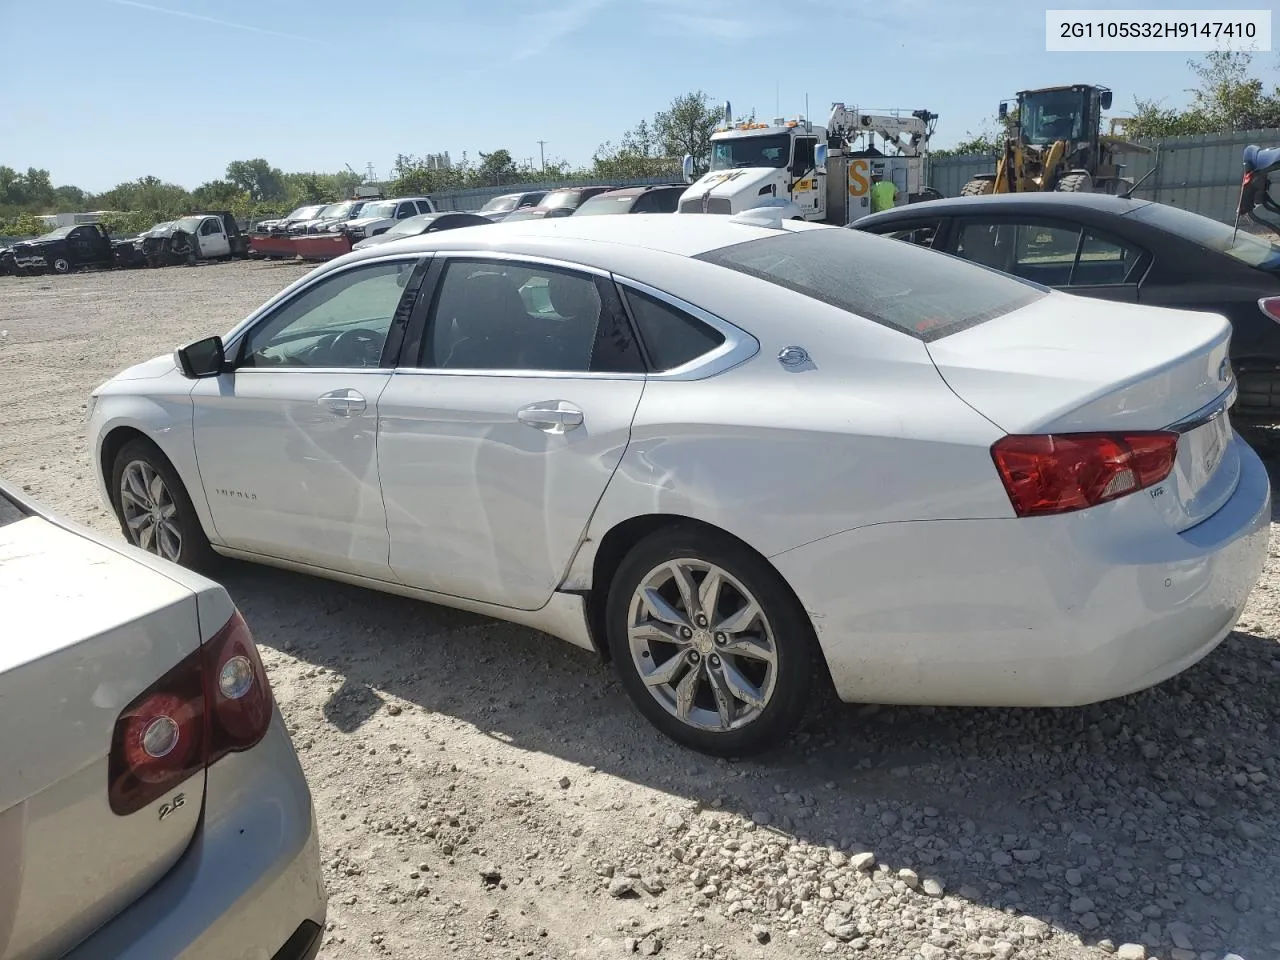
[111,438,218,570]
[605,526,820,756]
[50,256,71,274]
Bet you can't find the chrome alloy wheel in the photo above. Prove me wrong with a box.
[626,559,778,732]
[119,460,182,561]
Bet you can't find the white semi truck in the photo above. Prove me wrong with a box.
[677,101,940,224]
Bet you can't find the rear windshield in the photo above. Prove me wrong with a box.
[696,227,1046,340]
[1127,201,1280,269]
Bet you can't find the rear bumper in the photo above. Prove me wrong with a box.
[64,711,326,960]
[773,434,1271,707]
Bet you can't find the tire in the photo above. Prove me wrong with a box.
[110,438,219,571]
[1055,172,1093,193]
[50,256,71,274]
[960,178,994,197]
[604,525,821,756]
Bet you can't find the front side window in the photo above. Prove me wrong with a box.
[200,218,221,236]
[421,259,643,374]
[698,227,1045,341]
[239,259,418,369]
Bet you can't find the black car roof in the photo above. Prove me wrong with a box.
[855,192,1155,226]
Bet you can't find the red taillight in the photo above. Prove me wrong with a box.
[1260,297,1280,324]
[108,609,273,816]
[991,431,1178,517]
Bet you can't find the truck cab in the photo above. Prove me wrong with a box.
[678,120,827,221]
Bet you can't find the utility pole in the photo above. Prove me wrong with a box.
[537,140,547,172]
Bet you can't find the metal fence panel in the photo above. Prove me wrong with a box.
[430,175,682,212]
[927,128,1280,225]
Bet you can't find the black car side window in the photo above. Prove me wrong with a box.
[875,221,941,249]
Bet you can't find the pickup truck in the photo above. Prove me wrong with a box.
[9,224,125,275]
[140,212,249,266]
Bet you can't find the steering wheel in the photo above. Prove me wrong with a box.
[328,328,384,366]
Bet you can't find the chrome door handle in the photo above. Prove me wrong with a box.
[517,401,584,433]
[317,389,366,417]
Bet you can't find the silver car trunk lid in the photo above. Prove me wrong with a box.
[0,514,205,960]
[927,293,1238,532]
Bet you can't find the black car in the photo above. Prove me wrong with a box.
[572,184,685,215]
[852,193,1280,421]
[502,185,619,221]
[10,223,118,275]
[350,211,492,250]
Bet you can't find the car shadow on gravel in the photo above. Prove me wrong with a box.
[215,557,1280,959]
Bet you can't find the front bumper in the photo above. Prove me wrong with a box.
[772,434,1271,707]
[12,253,47,269]
[64,711,326,960]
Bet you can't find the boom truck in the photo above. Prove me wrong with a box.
[676,101,941,224]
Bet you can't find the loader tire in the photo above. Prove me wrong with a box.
[960,178,994,197]
[1055,172,1093,193]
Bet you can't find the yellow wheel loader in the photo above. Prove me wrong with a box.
[960,84,1147,197]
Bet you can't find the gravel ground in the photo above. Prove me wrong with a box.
[1,261,1277,960]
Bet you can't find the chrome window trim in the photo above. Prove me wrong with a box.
[391,249,759,382]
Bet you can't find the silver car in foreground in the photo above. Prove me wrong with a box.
[0,481,325,960]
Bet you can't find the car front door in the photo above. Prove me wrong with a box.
[68,227,96,264]
[951,217,1145,302]
[377,255,647,610]
[189,256,427,577]
[198,217,231,258]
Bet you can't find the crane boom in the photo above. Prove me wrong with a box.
[827,104,939,157]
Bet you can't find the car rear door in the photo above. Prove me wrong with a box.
[0,500,207,960]
[377,254,647,610]
[950,216,1146,303]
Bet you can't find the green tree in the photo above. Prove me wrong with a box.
[592,118,678,178]
[475,149,519,186]
[191,179,244,209]
[225,158,287,203]
[653,91,722,175]
[1127,51,1280,137]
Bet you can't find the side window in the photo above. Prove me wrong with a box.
[652,189,682,213]
[200,218,220,236]
[238,259,418,369]
[623,289,726,372]
[396,203,415,219]
[630,193,656,214]
[1075,230,1144,285]
[414,200,433,215]
[1012,223,1081,280]
[955,221,1016,272]
[875,221,941,248]
[793,137,816,172]
[422,260,643,374]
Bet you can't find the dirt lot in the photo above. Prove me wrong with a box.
[2,260,1279,960]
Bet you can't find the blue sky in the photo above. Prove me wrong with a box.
[0,0,1272,192]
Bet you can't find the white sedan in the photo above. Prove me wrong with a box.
[0,480,325,959]
[88,213,1270,755]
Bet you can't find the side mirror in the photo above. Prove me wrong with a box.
[682,154,695,183]
[998,102,1008,119]
[175,335,226,379]
[815,144,828,170]
[1100,90,1113,110]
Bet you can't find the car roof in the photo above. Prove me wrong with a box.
[340,212,809,267]
[855,192,1155,225]
[594,185,684,198]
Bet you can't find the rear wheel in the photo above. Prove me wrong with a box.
[960,177,995,197]
[605,526,820,756]
[1055,172,1093,193]
[111,438,218,570]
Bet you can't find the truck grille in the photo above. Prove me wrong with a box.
[679,197,732,215]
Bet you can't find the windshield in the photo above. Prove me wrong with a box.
[287,205,324,220]
[33,226,74,241]
[710,134,791,171]
[359,202,396,220]
[1129,202,1280,269]
[575,194,635,215]
[1019,90,1087,144]
[698,228,1045,341]
[541,191,582,210]
[314,202,346,219]
[480,194,519,213]
[385,214,437,237]
[173,216,203,233]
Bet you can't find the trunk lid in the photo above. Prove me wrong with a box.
[0,514,204,960]
[927,292,1238,532]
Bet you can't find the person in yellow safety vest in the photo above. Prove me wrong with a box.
[870,169,898,213]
